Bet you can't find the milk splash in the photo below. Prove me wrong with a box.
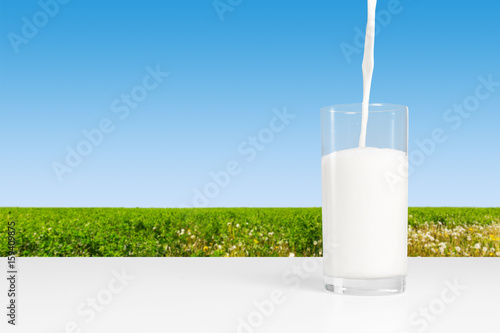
[359,0,377,147]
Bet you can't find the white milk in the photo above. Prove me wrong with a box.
[359,0,377,147]
[322,147,408,278]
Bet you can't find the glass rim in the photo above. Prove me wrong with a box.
[321,103,408,114]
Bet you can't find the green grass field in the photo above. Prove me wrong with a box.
[1,207,499,257]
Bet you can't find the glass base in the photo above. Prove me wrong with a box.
[324,275,406,296]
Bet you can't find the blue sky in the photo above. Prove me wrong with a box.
[0,0,499,207]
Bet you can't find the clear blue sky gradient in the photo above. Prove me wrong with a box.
[1,0,499,207]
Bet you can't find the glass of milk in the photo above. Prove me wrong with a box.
[321,103,408,295]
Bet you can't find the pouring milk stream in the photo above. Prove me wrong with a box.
[359,0,377,147]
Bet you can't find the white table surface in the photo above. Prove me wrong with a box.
[2,258,499,333]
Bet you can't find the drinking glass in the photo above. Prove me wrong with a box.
[321,103,408,295]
